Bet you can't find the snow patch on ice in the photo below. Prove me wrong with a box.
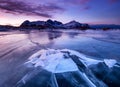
[104,59,117,68]
[62,49,117,68]
[26,49,78,73]
[25,49,117,73]
[61,49,102,66]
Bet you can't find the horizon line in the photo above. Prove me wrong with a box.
[0,19,120,27]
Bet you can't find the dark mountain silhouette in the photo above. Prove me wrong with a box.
[0,19,120,31]
[20,19,120,30]
[20,19,90,30]
[90,24,120,29]
[0,25,17,31]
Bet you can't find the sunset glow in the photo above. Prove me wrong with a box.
[0,0,120,26]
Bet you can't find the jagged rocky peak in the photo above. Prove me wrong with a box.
[23,20,30,24]
[20,20,46,28]
[46,19,54,24]
[46,19,63,25]
[45,19,64,28]
[20,20,30,27]
[68,20,81,24]
[64,20,82,28]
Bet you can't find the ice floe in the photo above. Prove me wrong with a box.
[16,49,120,87]
[25,49,117,73]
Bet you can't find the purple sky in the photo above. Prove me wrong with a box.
[0,0,120,26]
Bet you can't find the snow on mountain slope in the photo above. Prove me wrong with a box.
[20,20,90,29]
[63,21,82,28]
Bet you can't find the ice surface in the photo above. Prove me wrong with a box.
[82,73,96,87]
[61,49,102,66]
[26,49,79,73]
[26,49,117,73]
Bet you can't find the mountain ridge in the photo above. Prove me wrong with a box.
[0,19,120,30]
[20,19,90,30]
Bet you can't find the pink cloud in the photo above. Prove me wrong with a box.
[0,14,4,19]
[0,0,64,18]
[60,0,91,5]
[69,0,91,5]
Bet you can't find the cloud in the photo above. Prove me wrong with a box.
[108,0,119,4]
[59,0,92,11]
[77,0,91,4]
[83,6,91,10]
[0,0,64,18]
[0,14,3,18]
[61,0,91,5]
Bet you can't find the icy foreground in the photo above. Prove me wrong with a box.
[17,49,120,87]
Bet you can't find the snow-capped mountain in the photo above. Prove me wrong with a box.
[20,19,64,29]
[16,49,120,87]
[46,19,64,28]
[20,20,90,29]
[63,20,82,28]
[20,20,46,28]
[20,20,120,30]
[64,20,90,29]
